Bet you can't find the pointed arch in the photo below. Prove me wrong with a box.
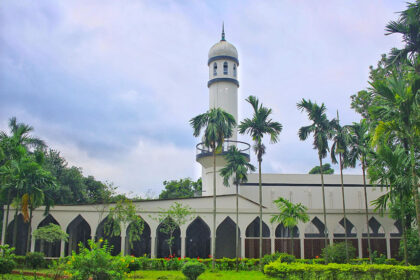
[304,217,328,259]
[274,223,301,258]
[125,219,151,257]
[65,215,91,256]
[216,216,240,258]
[5,213,29,255]
[246,217,270,237]
[304,217,326,238]
[362,217,386,258]
[34,214,61,257]
[362,217,385,237]
[275,223,299,238]
[96,216,121,256]
[186,217,210,258]
[156,217,181,258]
[390,221,402,259]
[333,218,357,238]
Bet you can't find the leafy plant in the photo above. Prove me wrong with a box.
[182,261,206,280]
[25,252,46,269]
[321,242,356,263]
[0,245,16,278]
[399,228,420,265]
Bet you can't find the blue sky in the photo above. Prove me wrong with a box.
[0,0,406,196]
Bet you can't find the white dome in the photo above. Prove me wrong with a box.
[208,40,238,59]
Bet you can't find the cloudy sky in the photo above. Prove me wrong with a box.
[0,0,406,196]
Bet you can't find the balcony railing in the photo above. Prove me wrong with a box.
[196,140,251,160]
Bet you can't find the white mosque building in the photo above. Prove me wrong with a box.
[1,29,402,260]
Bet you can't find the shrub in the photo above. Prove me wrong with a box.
[66,239,129,280]
[0,245,16,275]
[25,252,46,269]
[321,241,356,263]
[182,261,206,280]
[264,261,420,280]
[278,253,296,264]
[399,228,420,265]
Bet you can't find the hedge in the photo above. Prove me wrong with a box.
[264,261,420,280]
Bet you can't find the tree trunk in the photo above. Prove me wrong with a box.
[291,227,294,257]
[400,192,408,265]
[12,207,18,248]
[409,142,420,243]
[168,232,173,257]
[362,160,372,263]
[3,190,10,244]
[258,159,263,270]
[235,183,239,272]
[212,150,216,270]
[339,153,349,262]
[26,207,33,254]
[319,156,328,263]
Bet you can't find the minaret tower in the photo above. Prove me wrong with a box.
[196,26,250,196]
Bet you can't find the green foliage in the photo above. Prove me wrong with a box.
[0,245,16,275]
[25,252,46,269]
[32,223,68,243]
[66,239,129,280]
[308,163,334,174]
[159,178,202,199]
[321,242,356,263]
[182,261,206,280]
[399,228,420,265]
[264,261,420,280]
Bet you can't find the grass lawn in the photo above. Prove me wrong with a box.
[128,270,273,280]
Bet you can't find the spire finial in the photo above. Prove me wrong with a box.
[221,22,225,41]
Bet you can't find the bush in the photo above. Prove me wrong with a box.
[0,245,16,275]
[264,261,420,280]
[182,261,206,280]
[399,228,420,265]
[321,241,356,263]
[66,239,129,280]
[25,252,46,269]
[278,253,296,264]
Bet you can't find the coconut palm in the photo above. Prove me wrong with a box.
[330,112,352,261]
[239,95,282,265]
[385,0,420,72]
[270,197,309,257]
[297,99,334,260]
[347,120,373,262]
[190,108,236,269]
[370,74,420,240]
[220,146,255,271]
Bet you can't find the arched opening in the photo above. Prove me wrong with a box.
[304,217,328,259]
[186,217,210,258]
[34,214,61,257]
[156,218,181,258]
[5,213,29,255]
[245,217,270,258]
[233,64,237,77]
[216,217,240,258]
[213,62,217,76]
[333,218,358,257]
[126,220,151,257]
[223,62,228,75]
[96,216,121,256]
[390,221,402,260]
[65,215,91,256]
[362,217,386,258]
[274,223,300,258]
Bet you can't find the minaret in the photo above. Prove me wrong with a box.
[196,26,249,196]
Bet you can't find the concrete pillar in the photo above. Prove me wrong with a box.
[30,235,35,253]
[1,208,6,245]
[357,233,363,259]
[60,240,65,258]
[121,234,126,256]
[270,230,275,254]
[240,234,245,258]
[386,233,391,259]
[181,235,186,258]
[150,235,156,258]
[300,237,305,259]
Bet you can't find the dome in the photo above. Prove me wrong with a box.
[208,40,238,60]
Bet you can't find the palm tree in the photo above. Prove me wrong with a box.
[370,74,420,241]
[190,108,236,269]
[297,99,334,261]
[330,111,352,261]
[270,197,309,257]
[385,0,420,73]
[239,95,282,265]
[220,146,255,271]
[347,120,373,262]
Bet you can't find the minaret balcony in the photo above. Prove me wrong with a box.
[196,140,250,161]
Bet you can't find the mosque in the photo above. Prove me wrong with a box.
[1,28,402,260]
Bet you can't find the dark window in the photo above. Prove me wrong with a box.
[213,63,217,76]
[233,64,237,77]
[223,62,228,75]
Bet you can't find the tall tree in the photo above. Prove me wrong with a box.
[330,112,352,261]
[220,146,255,271]
[347,120,373,262]
[270,197,309,257]
[308,163,334,174]
[190,108,235,269]
[239,95,282,266]
[297,99,334,262]
[159,178,202,199]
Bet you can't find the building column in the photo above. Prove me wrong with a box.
[357,233,363,259]
[270,230,275,254]
[30,235,35,253]
[150,234,156,258]
[181,235,186,258]
[300,237,304,259]
[1,208,7,245]
[60,240,65,258]
[386,233,391,259]
[240,234,245,258]
[121,234,126,256]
